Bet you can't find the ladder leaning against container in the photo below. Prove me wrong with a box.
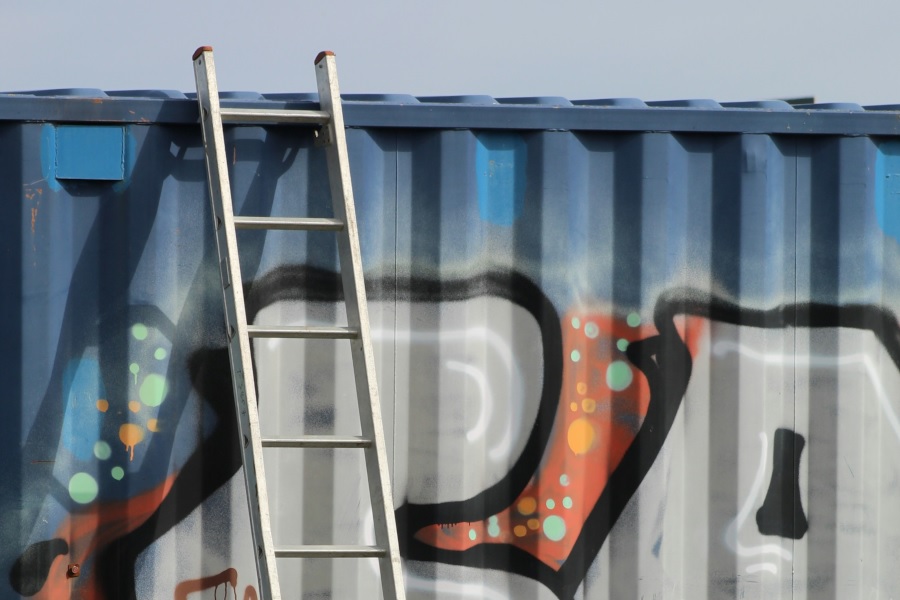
[191,46,406,600]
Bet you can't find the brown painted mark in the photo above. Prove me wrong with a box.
[244,586,258,600]
[173,567,237,600]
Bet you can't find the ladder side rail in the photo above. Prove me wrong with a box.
[314,51,406,600]
[192,47,281,600]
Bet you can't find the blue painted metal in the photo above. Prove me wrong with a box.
[54,126,125,181]
[2,89,900,599]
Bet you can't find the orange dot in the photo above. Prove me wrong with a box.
[567,418,595,455]
[96,399,109,412]
[128,400,141,413]
[513,525,527,537]
[569,402,578,412]
[576,382,587,395]
[527,518,540,531]
[147,418,159,432]
[119,424,145,461]
[517,497,537,515]
[582,398,596,413]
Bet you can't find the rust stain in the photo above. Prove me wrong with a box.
[91,99,103,104]
[31,207,38,234]
[233,146,236,165]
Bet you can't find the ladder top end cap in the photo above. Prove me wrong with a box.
[193,46,213,61]
[314,50,335,65]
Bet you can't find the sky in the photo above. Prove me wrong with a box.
[3,0,900,106]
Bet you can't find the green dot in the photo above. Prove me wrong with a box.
[571,317,581,330]
[468,529,477,541]
[584,322,599,339]
[139,374,168,407]
[617,338,629,352]
[129,363,140,375]
[542,515,566,542]
[68,472,98,504]
[626,312,641,327]
[131,323,148,341]
[606,361,634,391]
[546,499,556,510]
[559,474,570,487]
[111,466,125,481]
[93,441,111,460]
[154,347,167,360]
[487,521,501,538]
[563,496,573,509]
[570,350,581,363]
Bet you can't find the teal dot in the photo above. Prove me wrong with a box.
[606,361,633,391]
[93,441,111,460]
[584,322,599,339]
[563,496,573,509]
[154,347,167,360]
[488,522,501,537]
[468,528,477,541]
[559,474,570,487]
[546,499,556,510]
[626,312,641,327]
[139,374,168,407]
[131,323,148,341]
[542,515,566,542]
[111,466,125,480]
[570,350,581,363]
[617,338,629,352]
[571,317,581,330]
[68,472,98,504]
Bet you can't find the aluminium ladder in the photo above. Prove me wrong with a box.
[192,46,405,600]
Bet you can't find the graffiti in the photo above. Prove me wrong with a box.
[400,289,900,598]
[13,250,900,598]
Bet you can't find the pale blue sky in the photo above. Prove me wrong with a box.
[4,0,899,105]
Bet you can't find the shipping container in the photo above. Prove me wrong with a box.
[3,90,900,599]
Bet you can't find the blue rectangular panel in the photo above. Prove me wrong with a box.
[55,125,124,180]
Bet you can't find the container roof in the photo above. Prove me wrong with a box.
[2,89,900,136]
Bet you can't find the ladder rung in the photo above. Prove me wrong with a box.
[233,216,343,231]
[220,107,330,124]
[247,325,358,339]
[275,545,386,558]
[262,435,372,449]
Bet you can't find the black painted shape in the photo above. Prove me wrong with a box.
[757,428,808,539]
[9,538,69,596]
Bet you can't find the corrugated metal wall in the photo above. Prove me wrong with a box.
[3,94,900,599]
